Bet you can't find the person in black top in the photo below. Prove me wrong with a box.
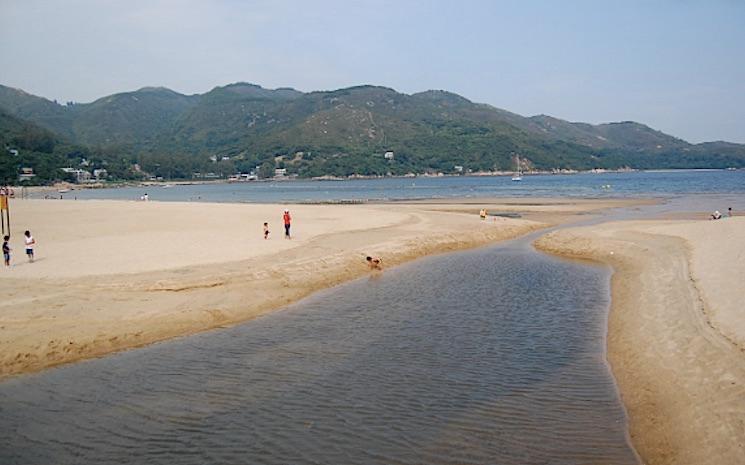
[2,235,10,267]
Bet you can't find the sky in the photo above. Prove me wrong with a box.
[1,0,744,143]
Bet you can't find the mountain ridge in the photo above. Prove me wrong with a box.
[1,82,744,181]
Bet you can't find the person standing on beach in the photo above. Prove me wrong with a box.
[24,230,35,262]
[2,235,10,267]
[263,222,270,239]
[283,209,292,239]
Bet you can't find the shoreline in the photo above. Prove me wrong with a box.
[535,218,745,464]
[9,198,634,378]
[0,222,541,379]
[14,167,743,197]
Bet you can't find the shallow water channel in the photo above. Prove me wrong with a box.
[0,236,639,464]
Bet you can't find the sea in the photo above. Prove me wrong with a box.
[39,169,745,205]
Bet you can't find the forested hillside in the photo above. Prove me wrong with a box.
[1,82,744,182]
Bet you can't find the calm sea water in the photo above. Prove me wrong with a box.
[45,170,745,203]
[0,238,639,465]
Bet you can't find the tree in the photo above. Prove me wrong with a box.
[258,161,274,179]
[0,152,17,185]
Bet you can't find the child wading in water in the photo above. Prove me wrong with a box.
[24,230,35,262]
[366,256,382,270]
[3,235,10,267]
[263,222,270,239]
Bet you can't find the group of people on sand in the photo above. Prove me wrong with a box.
[261,207,382,270]
[263,209,293,240]
[3,207,381,272]
[3,230,36,267]
[710,207,733,220]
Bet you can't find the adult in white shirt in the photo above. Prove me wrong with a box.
[24,230,35,262]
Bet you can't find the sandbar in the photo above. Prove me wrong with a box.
[536,216,745,464]
[1,198,630,378]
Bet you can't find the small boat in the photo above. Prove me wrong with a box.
[511,154,523,181]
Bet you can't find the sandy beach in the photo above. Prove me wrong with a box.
[0,197,634,379]
[5,196,741,464]
[536,216,745,465]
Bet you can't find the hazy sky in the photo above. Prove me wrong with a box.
[1,0,744,143]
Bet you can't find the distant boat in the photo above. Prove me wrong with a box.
[511,154,523,181]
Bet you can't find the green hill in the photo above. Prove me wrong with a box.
[526,115,689,151]
[1,82,744,180]
[72,87,198,147]
[0,109,76,184]
[0,85,76,139]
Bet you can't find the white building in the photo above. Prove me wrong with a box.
[384,151,394,160]
[274,168,287,177]
[61,167,92,183]
[18,167,36,182]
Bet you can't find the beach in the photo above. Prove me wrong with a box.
[0,197,636,378]
[536,216,745,465]
[3,196,743,464]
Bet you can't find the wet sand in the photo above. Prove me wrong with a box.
[536,217,745,465]
[0,198,633,378]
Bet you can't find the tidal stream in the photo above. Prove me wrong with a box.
[0,235,639,464]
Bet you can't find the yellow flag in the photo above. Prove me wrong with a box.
[0,195,7,211]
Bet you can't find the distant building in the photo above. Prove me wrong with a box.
[8,149,19,157]
[274,168,287,177]
[454,165,464,173]
[221,156,231,161]
[61,167,92,183]
[384,151,394,160]
[93,169,108,180]
[209,155,218,163]
[228,173,258,182]
[18,167,36,182]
